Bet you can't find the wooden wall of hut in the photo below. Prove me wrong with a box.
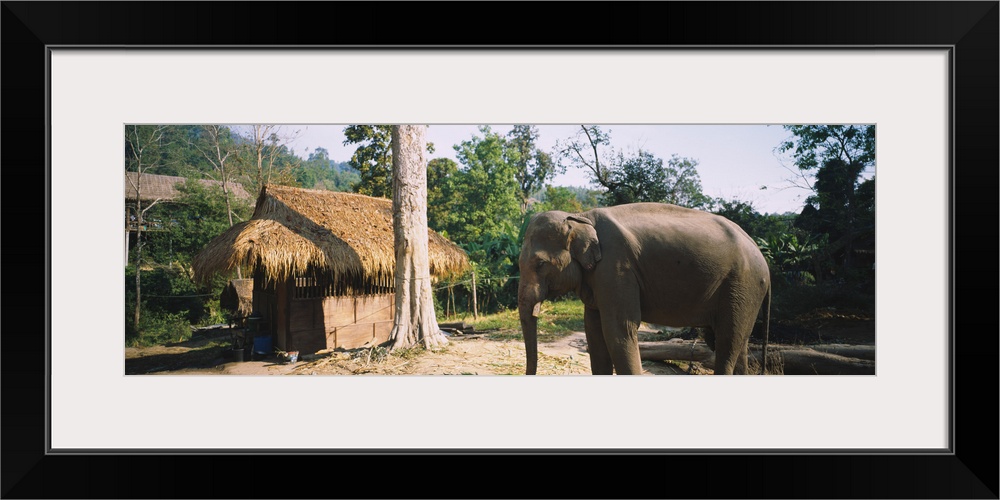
[285,293,395,354]
[251,269,396,354]
[251,270,281,347]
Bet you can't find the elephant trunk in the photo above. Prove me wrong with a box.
[519,284,543,375]
[519,302,539,375]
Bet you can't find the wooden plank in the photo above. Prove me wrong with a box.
[323,295,357,328]
[324,327,337,351]
[356,294,394,323]
[288,299,318,332]
[289,327,327,355]
[336,323,377,349]
[276,279,291,347]
[373,320,393,345]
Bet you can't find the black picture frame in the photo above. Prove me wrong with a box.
[3,2,997,498]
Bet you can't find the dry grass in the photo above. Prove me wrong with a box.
[192,185,469,286]
[219,279,253,317]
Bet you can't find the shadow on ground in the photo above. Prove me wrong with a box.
[125,328,240,374]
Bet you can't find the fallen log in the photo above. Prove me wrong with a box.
[776,350,875,375]
[638,340,714,363]
[808,344,876,361]
[637,340,875,375]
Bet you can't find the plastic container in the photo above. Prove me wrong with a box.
[252,335,273,357]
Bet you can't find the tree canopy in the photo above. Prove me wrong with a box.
[781,125,876,281]
[343,125,434,198]
[555,125,710,208]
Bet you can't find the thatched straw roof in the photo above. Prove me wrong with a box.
[125,172,252,203]
[192,185,470,288]
[220,279,254,317]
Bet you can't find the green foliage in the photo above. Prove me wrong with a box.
[555,126,709,209]
[160,125,213,176]
[125,264,208,322]
[711,198,794,241]
[125,263,218,347]
[436,214,533,317]
[534,185,584,213]
[125,125,168,174]
[756,233,823,285]
[343,125,434,198]
[797,158,873,236]
[506,125,563,210]
[427,157,460,235]
[460,224,522,314]
[435,128,597,315]
[127,171,248,345]
[142,179,253,265]
[343,125,393,197]
[470,298,585,343]
[446,126,523,244]
[771,280,876,322]
[778,125,875,172]
[568,186,601,210]
[601,152,711,208]
[126,310,193,348]
[233,125,303,195]
[781,125,876,281]
[296,147,359,191]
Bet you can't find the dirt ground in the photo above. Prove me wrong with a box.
[124,311,874,376]
[125,328,684,376]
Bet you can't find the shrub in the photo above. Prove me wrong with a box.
[126,310,192,347]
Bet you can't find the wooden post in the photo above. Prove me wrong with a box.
[471,270,478,320]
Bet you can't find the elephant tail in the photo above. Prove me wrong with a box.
[761,286,771,375]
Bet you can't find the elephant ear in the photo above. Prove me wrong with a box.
[566,215,602,271]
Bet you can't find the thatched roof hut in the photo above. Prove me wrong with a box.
[192,185,469,289]
[125,172,252,203]
[220,279,254,318]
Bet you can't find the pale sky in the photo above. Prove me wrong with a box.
[276,124,821,215]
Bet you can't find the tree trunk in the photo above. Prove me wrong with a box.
[637,340,875,375]
[133,199,143,331]
[470,270,478,319]
[388,125,447,350]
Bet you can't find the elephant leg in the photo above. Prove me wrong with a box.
[600,309,643,375]
[734,343,750,375]
[712,301,757,375]
[702,326,716,351]
[584,308,613,375]
[712,331,737,375]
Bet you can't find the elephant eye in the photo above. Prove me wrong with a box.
[535,259,547,270]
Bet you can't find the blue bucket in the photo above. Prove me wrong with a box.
[252,335,273,356]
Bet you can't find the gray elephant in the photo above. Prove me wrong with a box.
[517,202,771,375]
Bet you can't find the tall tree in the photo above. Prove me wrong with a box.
[387,125,448,350]
[344,125,434,198]
[555,125,615,190]
[506,125,561,212]
[778,125,875,175]
[557,125,709,208]
[451,126,522,244]
[193,125,241,228]
[239,124,299,194]
[125,125,168,332]
[534,185,584,213]
[426,157,460,235]
[778,125,876,277]
[344,125,393,197]
[156,125,207,177]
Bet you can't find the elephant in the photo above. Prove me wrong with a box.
[517,202,771,375]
